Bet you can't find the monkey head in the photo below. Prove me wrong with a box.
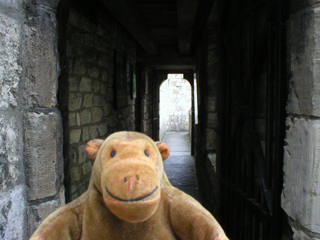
[86,131,170,223]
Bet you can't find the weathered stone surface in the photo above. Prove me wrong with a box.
[290,0,320,14]
[101,83,107,94]
[82,162,92,175]
[27,189,64,236]
[83,93,93,108]
[206,128,217,152]
[28,0,60,9]
[207,96,217,112]
[282,117,320,235]
[207,112,218,129]
[69,112,80,127]
[25,110,63,201]
[287,8,320,117]
[79,77,92,92]
[98,55,108,67]
[93,81,100,93]
[70,167,82,182]
[69,112,77,126]
[91,107,103,123]
[89,125,98,139]
[98,123,108,136]
[80,109,91,125]
[101,70,109,82]
[69,92,82,111]
[0,186,25,240]
[103,103,113,116]
[85,34,94,47]
[89,68,100,78]
[85,52,98,63]
[25,7,59,108]
[73,58,86,75]
[107,115,118,127]
[106,88,113,101]
[82,126,90,142]
[69,8,79,26]
[79,15,90,31]
[78,145,87,164]
[0,12,22,109]
[292,227,319,240]
[0,116,22,191]
[70,129,81,144]
[93,95,107,106]
[69,77,78,91]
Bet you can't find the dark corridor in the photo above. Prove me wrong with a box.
[56,0,291,239]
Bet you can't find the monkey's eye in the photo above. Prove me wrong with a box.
[111,150,116,158]
[144,149,150,157]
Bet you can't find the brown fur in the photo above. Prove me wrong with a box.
[30,131,228,240]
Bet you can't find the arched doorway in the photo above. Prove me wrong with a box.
[159,74,192,141]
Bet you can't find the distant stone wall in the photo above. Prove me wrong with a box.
[160,77,191,140]
[61,5,137,201]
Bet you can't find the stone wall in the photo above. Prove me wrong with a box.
[60,3,138,201]
[160,76,191,140]
[0,0,154,238]
[0,0,65,239]
[24,0,65,236]
[282,2,320,239]
[193,20,221,218]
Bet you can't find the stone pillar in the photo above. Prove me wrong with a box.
[282,2,320,239]
[23,0,65,236]
[0,1,29,239]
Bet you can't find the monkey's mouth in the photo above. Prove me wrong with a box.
[106,186,159,202]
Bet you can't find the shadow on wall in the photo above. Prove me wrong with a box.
[159,74,191,140]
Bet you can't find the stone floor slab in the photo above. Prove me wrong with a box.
[163,132,201,202]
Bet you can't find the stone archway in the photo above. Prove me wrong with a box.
[159,74,192,141]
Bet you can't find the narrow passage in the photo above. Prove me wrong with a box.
[163,132,201,202]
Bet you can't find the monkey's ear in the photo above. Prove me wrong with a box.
[86,139,104,160]
[156,142,170,161]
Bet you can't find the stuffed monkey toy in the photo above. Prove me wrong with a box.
[30,131,229,240]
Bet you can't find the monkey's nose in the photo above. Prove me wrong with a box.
[124,175,139,183]
[124,176,139,194]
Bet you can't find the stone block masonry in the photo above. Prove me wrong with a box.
[0,2,26,237]
[62,5,137,201]
[282,2,320,239]
[24,110,63,201]
[282,118,320,238]
[0,0,65,239]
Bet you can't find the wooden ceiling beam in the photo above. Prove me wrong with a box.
[177,0,199,55]
[100,0,159,55]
